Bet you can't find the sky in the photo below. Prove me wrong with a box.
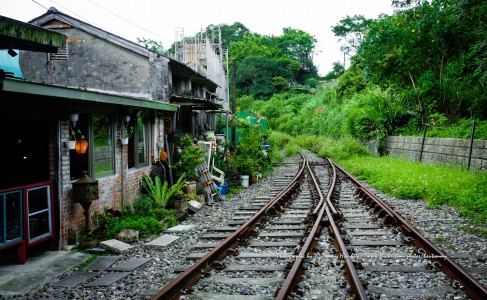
[2,0,394,75]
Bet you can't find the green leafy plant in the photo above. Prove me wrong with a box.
[123,126,134,138]
[230,125,272,176]
[132,194,156,216]
[142,173,186,208]
[173,134,205,181]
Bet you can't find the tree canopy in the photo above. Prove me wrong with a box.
[338,0,487,121]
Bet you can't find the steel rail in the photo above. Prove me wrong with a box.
[333,160,487,300]
[275,159,322,299]
[150,154,307,300]
[312,160,338,217]
[276,157,367,299]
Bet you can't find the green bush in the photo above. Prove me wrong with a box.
[106,216,165,239]
[132,195,156,216]
[231,125,272,175]
[173,134,205,181]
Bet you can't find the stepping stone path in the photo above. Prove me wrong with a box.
[53,228,184,287]
[53,253,151,287]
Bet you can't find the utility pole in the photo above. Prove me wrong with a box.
[231,58,236,148]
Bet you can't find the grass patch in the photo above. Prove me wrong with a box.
[270,131,487,225]
[457,225,487,239]
[335,156,487,223]
[75,254,97,272]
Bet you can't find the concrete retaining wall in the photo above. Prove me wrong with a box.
[385,136,487,171]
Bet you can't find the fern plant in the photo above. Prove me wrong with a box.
[142,173,186,208]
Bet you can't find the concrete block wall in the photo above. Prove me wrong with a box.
[386,136,487,171]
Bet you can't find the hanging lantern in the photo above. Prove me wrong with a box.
[75,139,88,154]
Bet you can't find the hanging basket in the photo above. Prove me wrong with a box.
[75,139,88,154]
[65,140,76,150]
[120,137,129,145]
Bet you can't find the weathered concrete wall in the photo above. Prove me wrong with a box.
[386,136,487,171]
[21,28,151,97]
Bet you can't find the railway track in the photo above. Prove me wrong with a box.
[150,152,487,299]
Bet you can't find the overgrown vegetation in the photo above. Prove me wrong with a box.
[270,133,487,224]
[90,205,175,241]
[89,176,184,242]
[337,156,487,223]
[135,1,487,232]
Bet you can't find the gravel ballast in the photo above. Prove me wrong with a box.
[18,154,487,300]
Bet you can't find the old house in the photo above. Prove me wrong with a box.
[0,7,226,263]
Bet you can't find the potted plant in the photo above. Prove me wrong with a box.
[120,126,134,145]
[65,124,78,150]
[173,134,205,184]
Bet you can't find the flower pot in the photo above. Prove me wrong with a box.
[75,139,88,154]
[120,137,129,145]
[65,140,76,150]
[184,181,197,194]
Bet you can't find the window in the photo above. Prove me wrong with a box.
[48,44,68,61]
[0,190,22,246]
[93,115,114,178]
[128,113,150,168]
[69,115,89,180]
[70,114,115,180]
[27,185,52,243]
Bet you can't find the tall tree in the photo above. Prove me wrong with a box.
[332,15,373,57]
[277,28,318,82]
[205,22,250,49]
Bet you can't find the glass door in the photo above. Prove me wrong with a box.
[26,184,53,243]
[0,190,23,247]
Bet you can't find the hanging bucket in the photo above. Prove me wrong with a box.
[241,175,249,187]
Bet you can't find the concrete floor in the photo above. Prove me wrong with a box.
[0,249,90,298]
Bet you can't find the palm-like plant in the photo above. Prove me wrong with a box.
[142,173,186,208]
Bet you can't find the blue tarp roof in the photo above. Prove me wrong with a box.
[0,49,23,78]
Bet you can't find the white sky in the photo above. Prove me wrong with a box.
[2,0,393,75]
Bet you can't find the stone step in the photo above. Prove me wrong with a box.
[84,256,120,271]
[53,271,97,288]
[109,257,152,272]
[84,272,131,287]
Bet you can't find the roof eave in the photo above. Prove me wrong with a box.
[1,78,178,112]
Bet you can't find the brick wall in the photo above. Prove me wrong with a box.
[385,136,487,171]
[59,121,151,246]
